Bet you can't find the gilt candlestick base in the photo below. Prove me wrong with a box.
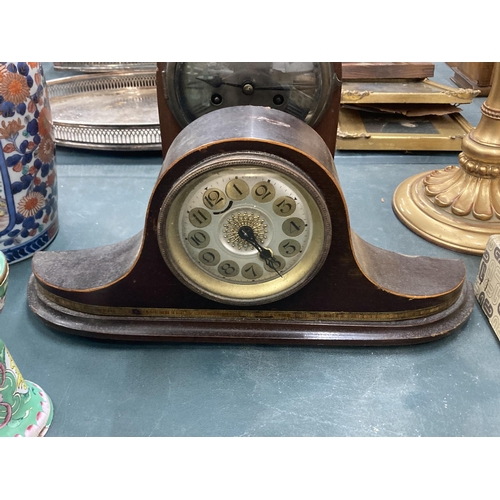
[393,63,500,255]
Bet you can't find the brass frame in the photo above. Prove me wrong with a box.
[341,79,479,105]
[337,107,472,151]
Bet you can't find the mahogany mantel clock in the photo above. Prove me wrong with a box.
[26,63,473,345]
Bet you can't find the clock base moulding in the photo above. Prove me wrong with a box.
[27,106,474,346]
[27,275,474,346]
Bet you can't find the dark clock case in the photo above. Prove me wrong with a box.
[27,66,473,346]
[156,62,343,157]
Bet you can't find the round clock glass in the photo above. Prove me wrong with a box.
[157,151,332,305]
[164,62,335,128]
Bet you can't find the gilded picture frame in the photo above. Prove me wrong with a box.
[337,108,472,151]
[341,79,480,105]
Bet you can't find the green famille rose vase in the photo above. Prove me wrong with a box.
[0,252,54,436]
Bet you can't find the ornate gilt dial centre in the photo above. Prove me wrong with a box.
[222,211,268,250]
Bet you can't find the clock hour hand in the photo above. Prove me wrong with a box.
[195,76,225,88]
[238,226,283,277]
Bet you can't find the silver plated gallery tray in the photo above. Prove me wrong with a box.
[53,62,156,73]
[48,71,161,151]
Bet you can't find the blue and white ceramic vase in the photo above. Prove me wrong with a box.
[0,62,58,263]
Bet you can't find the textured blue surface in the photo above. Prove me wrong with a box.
[1,63,497,437]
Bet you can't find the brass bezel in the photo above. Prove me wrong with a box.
[157,151,332,305]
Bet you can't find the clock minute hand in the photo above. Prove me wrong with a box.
[238,226,283,278]
[195,77,248,89]
[195,76,225,88]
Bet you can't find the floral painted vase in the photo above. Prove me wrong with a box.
[0,62,58,263]
[0,252,54,436]
[0,245,7,312]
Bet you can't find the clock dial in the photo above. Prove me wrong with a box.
[164,62,335,128]
[157,152,331,305]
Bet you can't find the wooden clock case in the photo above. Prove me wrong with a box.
[156,62,343,157]
[26,63,474,345]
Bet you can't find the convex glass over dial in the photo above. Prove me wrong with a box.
[164,62,335,128]
[158,152,332,305]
